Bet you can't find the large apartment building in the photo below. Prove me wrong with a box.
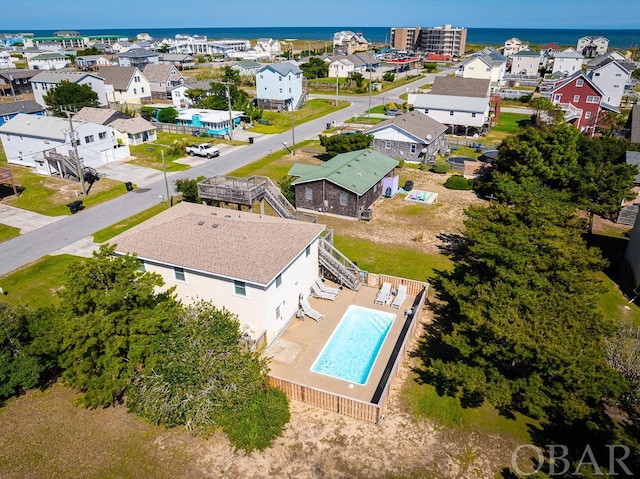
[389,24,467,57]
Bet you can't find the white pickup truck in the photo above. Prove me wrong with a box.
[185,143,220,158]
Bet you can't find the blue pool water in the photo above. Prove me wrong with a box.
[311,305,396,385]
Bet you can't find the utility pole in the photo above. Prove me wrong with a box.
[8,75,17,102]
[64,109,87,196]
[220,81,234,143]
[290,97,296,155]
[368,64,372,118]
[335,74,339,107]
[161,150,171,207]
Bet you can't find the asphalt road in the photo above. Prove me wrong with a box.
[0,74,437,277]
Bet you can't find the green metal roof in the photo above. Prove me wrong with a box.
[289,149,398,196]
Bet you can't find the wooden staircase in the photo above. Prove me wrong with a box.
[318,236,363,291]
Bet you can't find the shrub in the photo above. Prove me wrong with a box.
[382,72,395,82]
[431,161,451,174]
[396,158,405,168]
[444,175,474,190]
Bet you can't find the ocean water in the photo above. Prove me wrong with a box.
[3,27,639,49]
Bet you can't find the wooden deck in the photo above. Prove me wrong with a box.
[267,274,428,424]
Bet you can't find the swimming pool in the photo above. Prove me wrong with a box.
[311,305,396,385]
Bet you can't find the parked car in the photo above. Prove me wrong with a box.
[186,143,220,158]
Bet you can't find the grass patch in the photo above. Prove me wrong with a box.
[228,139,321,179]
[491,112,532,134]
[597,271,640,326]
[127,132,195,172]
[344,116,386,125]
[0,170,127,216]
[0,255,79,309]
[332,235,452,282]
[249,99,349,134]
[402,377,539,444]
[92,202,170,243]
[0,223,20,243]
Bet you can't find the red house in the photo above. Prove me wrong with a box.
[549,72,611,134]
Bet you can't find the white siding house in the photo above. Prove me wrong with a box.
[587,59,631,108]
[456,49,506,85]
[0,50,15,69]
[256,62,304,111]
[111,202,326,346]
[552,48,584,75]
[503,37,528,57]
[411,94,490,132]
[27,52,70,71]
[0,114,129,176]
[30,71,108,108]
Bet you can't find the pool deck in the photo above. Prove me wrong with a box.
[265,282,416,403]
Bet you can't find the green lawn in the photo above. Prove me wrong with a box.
[249,99,349,134]
[344,116,386,125]
[402,379,540,444]
[127,132,195,172]
[332,235,452,282]
[92,202,170,243]
[597,271,640,325]
[228,139,321,179]
[491,112,532,134]
[0,255,79,309]
[0,224,20,243]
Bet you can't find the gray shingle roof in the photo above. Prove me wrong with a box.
[429,76,491,98]
[258,61,302,76]
[626,151,640,184]
[368,110,447,143]
[0,100,45,116]
[109,116,155,134]
[0,113,71,140]
[30,71,103,84]
[111,202,325,285]
[413,94,489,113]
[630,105,640,145]
[142,63,181,82]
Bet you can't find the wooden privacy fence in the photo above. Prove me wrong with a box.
[269,282,429,424]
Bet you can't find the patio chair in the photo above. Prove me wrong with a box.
[375,282,392,305]
[315,278,341,296]
[311,281,337,301]
[300,297,325,322]
[391,284,407,309]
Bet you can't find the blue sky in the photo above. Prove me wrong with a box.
[2,0,639,30]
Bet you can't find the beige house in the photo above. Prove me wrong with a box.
[111,202,326,346]
[98,66,151,105]
[333,31,370,55]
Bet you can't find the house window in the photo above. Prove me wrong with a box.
[594,72,600,76]
[141,87,145,93]
[615,73,622,77]
[84,135,94,143]
[279,88,283,93]
[340,193,348,206]
[276,274,282,288]
[275,305,281,320]
[585,112,591,119]
[234,280,246,296]
[279,75,282,81]
[576,79,584,87]
[385,141,391,150]
[449,111,454,116]
[425,109,429,114]
[573,95,580,102]
[99,132,107,140]
[174,266,185,281]
[613,84,621,89]
[134,75,140,82]
[259,75,263,79]
[133,88,137,94]
[306,246,310,257]
[471,112,476,118]
[305,187,313,200]
[586,96,600,104]
[410,144,417,154]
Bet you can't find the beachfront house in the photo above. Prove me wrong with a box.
[577,36,609,58]
[288,149,398,219]
[111,201,326,347]
[503,37,528,57]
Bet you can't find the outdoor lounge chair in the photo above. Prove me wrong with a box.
[391,284,407,309]
[374,282,392,305]
[315,279,341,296]
[311,281,338,301]
[300,297,325,322]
